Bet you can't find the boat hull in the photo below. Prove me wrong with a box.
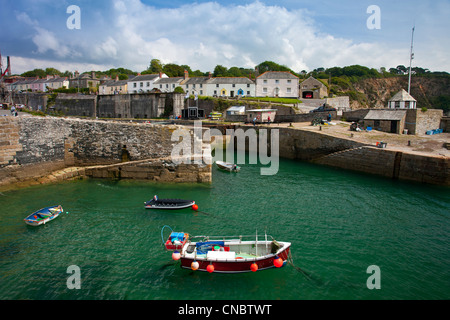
[145,199,195,210]
[180,245,290,273]
[24,206,63,227]
[215,161,240,173]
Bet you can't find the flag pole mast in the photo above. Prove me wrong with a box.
[408,26,415,94]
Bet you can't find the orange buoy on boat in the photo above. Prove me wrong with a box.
[207,264,215,273]
[192,204,199,211]
[250,263,258,272]
[274,256,284,268]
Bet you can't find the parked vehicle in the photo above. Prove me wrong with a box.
[310,104,336,113]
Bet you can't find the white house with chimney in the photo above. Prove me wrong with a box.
[127,73,168,94]
[255,71,299,98]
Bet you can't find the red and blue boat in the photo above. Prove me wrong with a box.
[162,226,291,274]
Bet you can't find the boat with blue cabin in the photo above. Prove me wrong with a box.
[162,226,291,274]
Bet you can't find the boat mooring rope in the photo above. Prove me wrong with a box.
[287,250,312,281]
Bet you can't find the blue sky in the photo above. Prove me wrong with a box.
[1,0,449,74]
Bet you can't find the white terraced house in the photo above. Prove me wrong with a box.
[255,71,299,98]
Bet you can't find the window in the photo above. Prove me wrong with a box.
[166,84,169,89]
[160,85,162,89]
[200,84,202,88]
[275,80,279,84]
[200,90,203,95]
[216,84,219,88]
[147,82,150,87]
[247,84,250,88]
[140,82,143,87]
[247,91,250,95]
[287,80,291,84]
[133,83,137,88]
[287,88,291,93]
[263,88,268,93]
[232,84,236,88]
[263,80,267,84]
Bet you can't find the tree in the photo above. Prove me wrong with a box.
[149,59,163,73]
[213,65,228,77]
[163,63,185,77]
[256,61,294,74]
[21,69,46,78]
[396,65,408,75]
[45,68,62,76]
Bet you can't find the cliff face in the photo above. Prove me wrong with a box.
[344,76,450,112]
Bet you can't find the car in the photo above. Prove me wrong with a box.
[310,104,337,113]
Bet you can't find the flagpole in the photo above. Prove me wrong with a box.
[408,26,415,94]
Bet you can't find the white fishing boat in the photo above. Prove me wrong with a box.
[162,226,291,274]
[215,161,240,172]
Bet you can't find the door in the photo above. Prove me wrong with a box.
[390,121,398,134]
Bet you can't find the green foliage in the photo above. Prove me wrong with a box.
[21,69,47,78]
[256,61,296,75]
[163,64,186,77]
[429,95,450,113]
[173,86,185,93]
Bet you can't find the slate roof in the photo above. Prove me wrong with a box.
[129,74,160,82]
[389,89,417,102]
[257,71,299,80]
[154,77,183,84]
[182,77,210,85]
[208,77,255,85]
[364,110,407,121]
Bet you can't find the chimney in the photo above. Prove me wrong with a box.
[115,75,119,82]
[159,72,163,78]
[208,72,212,79]
[184,69,189,80]
[91,71,96,79]
[6,56,11,76]
[74,71,79,79]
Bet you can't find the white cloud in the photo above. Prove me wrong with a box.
[15,11,72,59]
[10,1,450,73]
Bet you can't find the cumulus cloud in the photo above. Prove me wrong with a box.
[15,11,72,59]
[97,0,408,72]
[9,1,449,74]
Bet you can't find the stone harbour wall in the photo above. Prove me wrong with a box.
[0,116,211,191]
[313,146,450,185]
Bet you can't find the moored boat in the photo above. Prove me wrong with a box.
[145,196,195,210]
[24,205,63,226]
[215,161,240,172]
[162,226,291,273]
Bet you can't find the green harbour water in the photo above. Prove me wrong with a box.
[0,156,449,300]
